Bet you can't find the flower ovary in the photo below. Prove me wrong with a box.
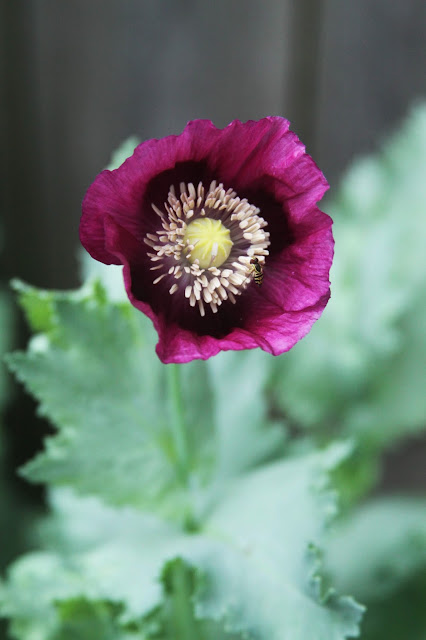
[184,218,233,269]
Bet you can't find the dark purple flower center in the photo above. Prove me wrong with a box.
[143,181,270,317]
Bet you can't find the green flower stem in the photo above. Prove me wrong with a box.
[167,363,190,486]
[169,559,198,640]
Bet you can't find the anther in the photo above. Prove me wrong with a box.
[145,180,270,315]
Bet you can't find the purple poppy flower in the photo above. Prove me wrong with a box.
[80,118,333,363]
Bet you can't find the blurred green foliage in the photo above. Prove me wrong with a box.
[1,280,362,639]
[327,498,426,640]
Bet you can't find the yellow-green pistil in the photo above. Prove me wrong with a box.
[183,217,233,269]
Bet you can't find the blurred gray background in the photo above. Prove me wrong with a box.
[2,0,425,291]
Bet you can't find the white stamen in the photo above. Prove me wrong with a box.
[151,203,165,218]
[145,180,270,315]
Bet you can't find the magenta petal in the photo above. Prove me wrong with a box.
[80,118,334,363]
[264,222,334,312]
[155,321,261,364]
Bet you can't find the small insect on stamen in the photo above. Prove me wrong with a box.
[250,257,264,286]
